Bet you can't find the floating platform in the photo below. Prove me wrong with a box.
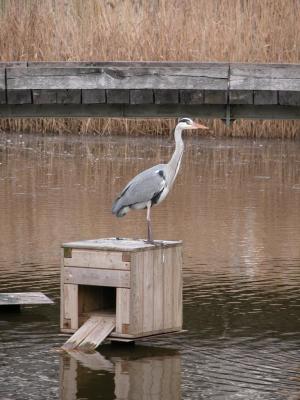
[61,238,183,351]
[0,292,53,311]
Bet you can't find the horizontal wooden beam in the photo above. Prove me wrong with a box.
[64,266,130,288]
[230,63,300,91]
[0,62,300,119]
[0,104,227,118]
[6,64,229,90]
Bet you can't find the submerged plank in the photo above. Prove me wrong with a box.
[0,292,53,305]
[78,316,115,352]
[62,315,115,351]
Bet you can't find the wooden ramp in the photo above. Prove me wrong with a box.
[0,292,53,311]
[62,315,115,352]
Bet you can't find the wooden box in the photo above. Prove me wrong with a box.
[61,238,182,340]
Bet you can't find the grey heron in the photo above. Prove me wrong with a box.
[112,117,208,242]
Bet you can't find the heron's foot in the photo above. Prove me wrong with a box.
[144,239,165,246]
[144,239,155,245]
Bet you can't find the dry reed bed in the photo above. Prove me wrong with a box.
[0,0,300,138]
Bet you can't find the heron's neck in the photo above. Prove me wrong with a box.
[167,126,184,187]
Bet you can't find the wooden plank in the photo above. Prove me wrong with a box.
[62,315,103,350]
[60,248,66,331]
[0,62,27,68]
[7,90,31,104]
[153,248,164,331]
[279,91,300,106]
[64,249,130,270]
[204,90,227,104]
[130,89,153,104]
[0,69,5,104]
[142,250,154,333]
[129,252,144,335]
[62,238,181,252]
[33,89,57,104]
[163,248,174,329]
[82,89,105,104]
[106,89,130,104]
[254,90,278,105]
[64,266,130,288]
[116,288,130,334]
[6,64,228,90]
[57,89,81,104]
[78,316,115,351]
[172,246,183,328]
[0,90,5,104]
[229,90,253,104]
[230,63,300,91]
[180,89,204,104]
[154,89,179,104]
[63,284,78,330]
[0,292,53,305]
[110,327,184,339]
[0,103,227,118]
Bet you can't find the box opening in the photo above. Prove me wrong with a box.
[78,285,116,327]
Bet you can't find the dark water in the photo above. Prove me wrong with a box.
[1,133,300,400]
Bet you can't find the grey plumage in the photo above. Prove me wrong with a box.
[112,164,166,217]
[112,117,208,241]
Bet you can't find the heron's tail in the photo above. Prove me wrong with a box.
[112,198,129,218]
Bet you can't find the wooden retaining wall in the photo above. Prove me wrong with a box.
[0,61,300,121]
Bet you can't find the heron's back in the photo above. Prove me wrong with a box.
[112,163,166,217]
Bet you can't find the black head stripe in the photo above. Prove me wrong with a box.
[179,117,193,124]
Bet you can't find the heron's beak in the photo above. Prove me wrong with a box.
[192,122,209,130]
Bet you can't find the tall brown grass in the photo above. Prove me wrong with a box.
[0,0,300,138]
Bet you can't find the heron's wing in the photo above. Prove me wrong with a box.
[112,164,166,211]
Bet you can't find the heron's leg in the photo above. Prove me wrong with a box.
[146,202,153,243]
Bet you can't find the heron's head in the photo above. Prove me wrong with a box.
[177,117,208,130]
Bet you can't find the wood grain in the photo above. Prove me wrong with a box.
[229,90,253,104]
[6,64,228,90]
[1,62,300,116]
[64,249,130,270]
[62,315,115,351]
[63,284,78,330]
[163,248,174,329]
[82,89,106,104]
[0,292,53,305]
[180,89,204,104]
[254,90,278,105]
[130,89,153,104]
[230,63,300,91]
[153,248,164,331]
[116,288,130,333]
[129,251,144,334]
[64,266,130,288]
[7,90,31,104]
[142,250,154,332]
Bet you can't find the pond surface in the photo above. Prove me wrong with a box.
[0,133,300,400]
